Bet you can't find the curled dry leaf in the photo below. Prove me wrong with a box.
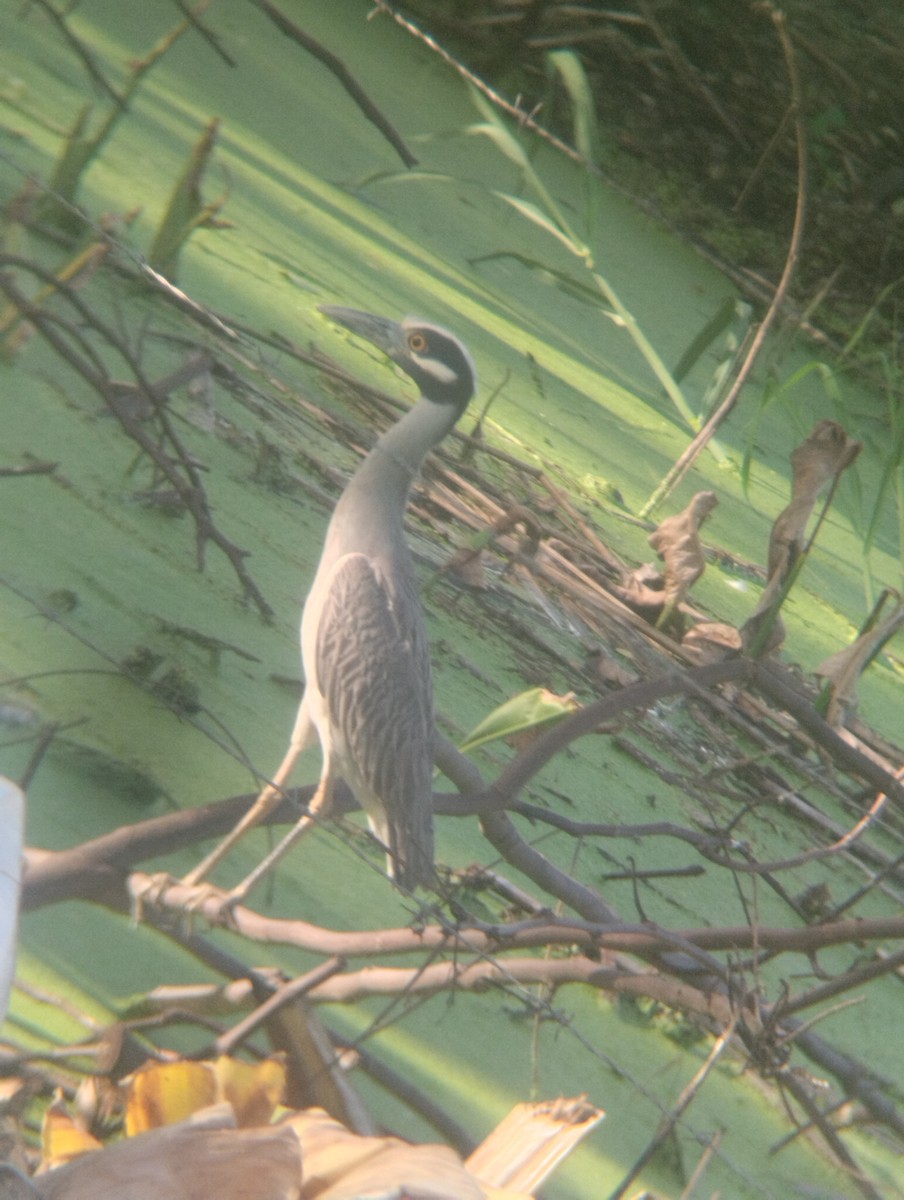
[36,1102,492,1200]
[740,421,862,657]
[681,620,742,664]
[648,490,718,630]
[815,598,904,726]
[767,420,861,579]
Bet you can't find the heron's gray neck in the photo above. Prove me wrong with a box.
[350,395,458,507]
[325,395,460,563]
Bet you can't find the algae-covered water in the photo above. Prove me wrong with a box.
[2,3,902,1196]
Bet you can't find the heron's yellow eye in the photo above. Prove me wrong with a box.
[407,332,428,353]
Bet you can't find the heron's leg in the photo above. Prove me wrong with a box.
[182,694,316,886]
[225,765,335,904]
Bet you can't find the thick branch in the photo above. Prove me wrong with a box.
[114,875,904,961]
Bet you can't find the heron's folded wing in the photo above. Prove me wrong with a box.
[314,553,434,875]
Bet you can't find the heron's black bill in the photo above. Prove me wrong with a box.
[319,305,401,356]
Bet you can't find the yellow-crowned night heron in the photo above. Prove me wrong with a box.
[184,306,476,897]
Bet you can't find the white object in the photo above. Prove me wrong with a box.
[0,776,24,1026]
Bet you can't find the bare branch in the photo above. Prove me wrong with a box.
[117,874,904,961]
[253,0,417,167]
[0,257,273,617]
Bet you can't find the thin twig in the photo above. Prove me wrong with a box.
[778,1067,884,1200]
[173,0,237,67]
[610,1010,739,1199]
[254,0,417,167]
[514,785,889,876]
[0,460,58,477]
[31,0,124,106]
[214,957,346,1055]
[0,258,273,617]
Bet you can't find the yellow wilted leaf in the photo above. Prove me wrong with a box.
[39,1102,103,1172]
[125,1061,218,1135]
[215,1055,287,1128]
[125,1055,286,1135]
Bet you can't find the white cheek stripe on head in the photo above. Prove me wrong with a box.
[418,357,458,385]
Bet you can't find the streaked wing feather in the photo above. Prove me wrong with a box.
[315,553,434,884]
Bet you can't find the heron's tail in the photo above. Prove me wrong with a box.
[370,810,435,891]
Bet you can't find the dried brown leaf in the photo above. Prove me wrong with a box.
[815,599,904,725]
[648,490,718,627]
[681,621,742,664]
[125,1056,286,1135]
[740,421,861,656]
[610,561,665,623]
[766,420,861,578]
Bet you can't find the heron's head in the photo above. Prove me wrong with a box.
[320,306,476,412]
